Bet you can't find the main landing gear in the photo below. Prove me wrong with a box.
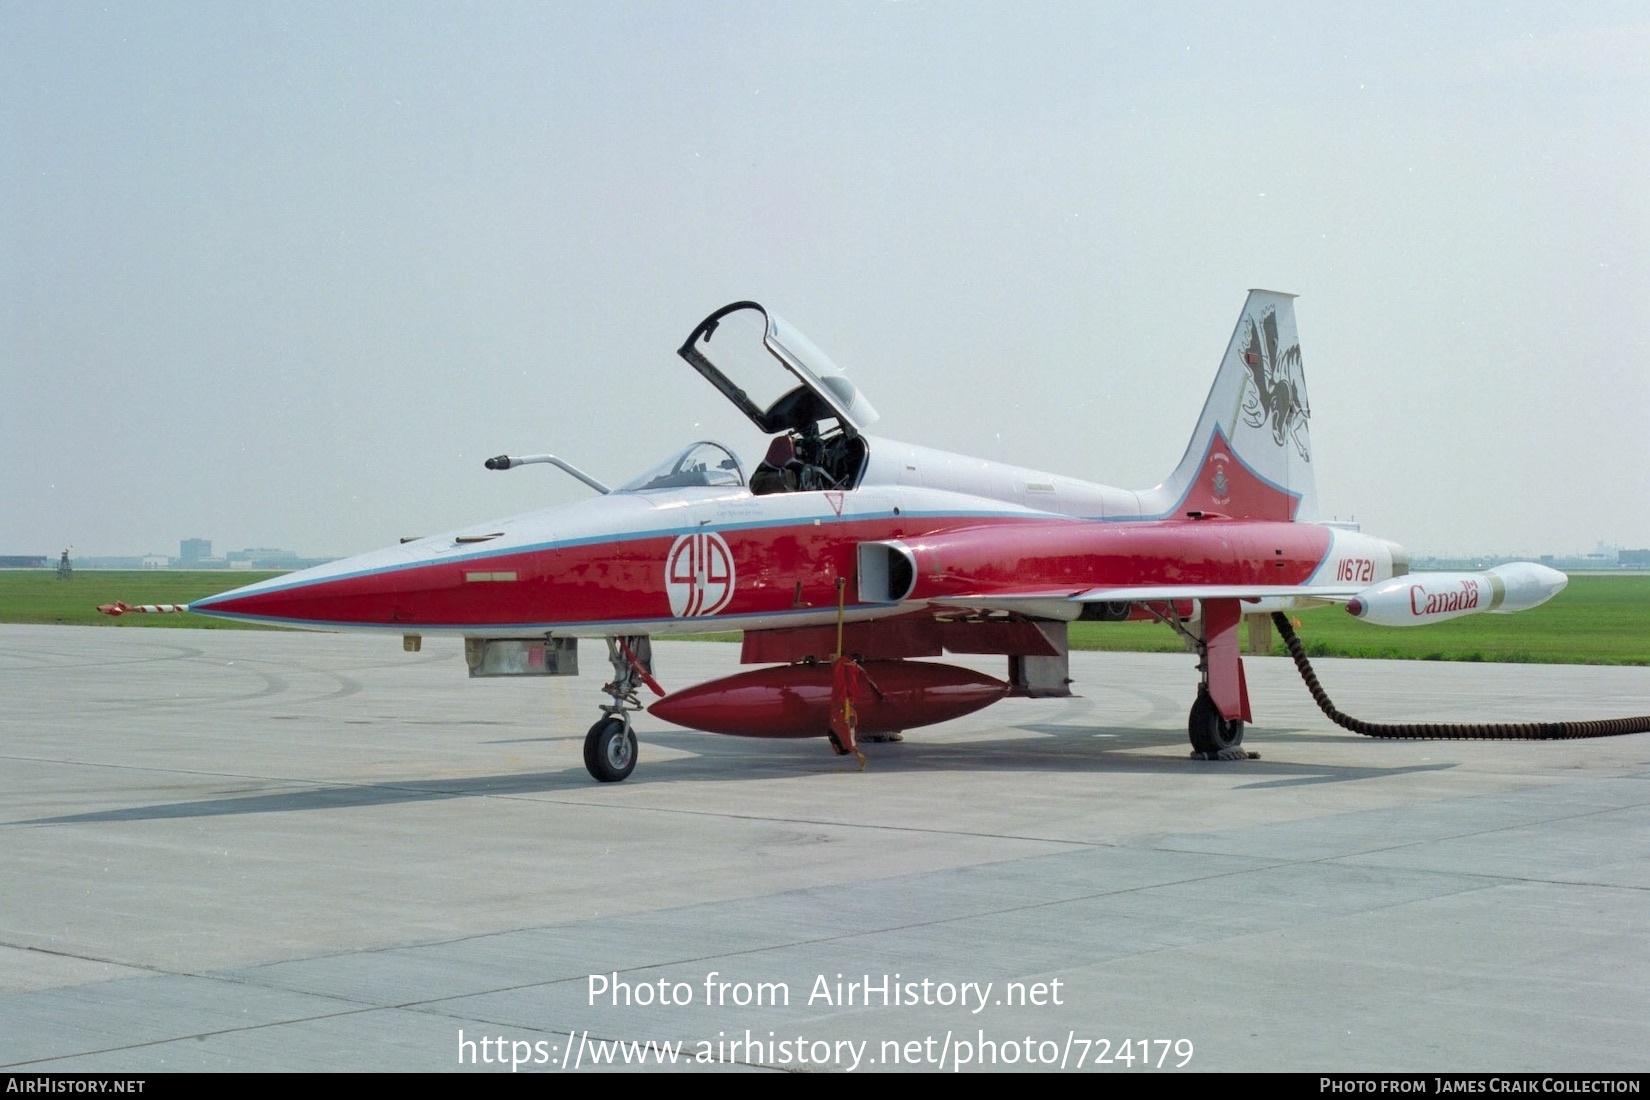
[1188,597,1252,759]
[585,635,657,782]
[1188,685,1244,756]
[1142,598,1251,759]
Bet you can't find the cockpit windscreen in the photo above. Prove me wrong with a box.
[613,441,745,492]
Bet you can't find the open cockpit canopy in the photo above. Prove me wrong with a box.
[677,302,879,436]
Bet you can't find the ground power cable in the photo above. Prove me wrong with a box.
[1270,612,1650,740]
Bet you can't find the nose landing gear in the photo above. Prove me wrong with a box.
[585,636,658,782]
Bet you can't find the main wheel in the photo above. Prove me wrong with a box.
[1188,688,1244,755]
[584,716,637,782]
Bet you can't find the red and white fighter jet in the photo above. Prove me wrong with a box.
[188,293,1567,781]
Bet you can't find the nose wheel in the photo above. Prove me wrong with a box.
[585,713,638,783]
[584,635,656,783]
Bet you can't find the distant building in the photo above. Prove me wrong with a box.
[226,547,307,569]
[142,555,169,569]
[179,538,212,566]
[227,547,298,563]
[1621,549,1650,567]
[0,555,49,569]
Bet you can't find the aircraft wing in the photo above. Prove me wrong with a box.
[926,583,1364,619]
[1072,584,1362,603]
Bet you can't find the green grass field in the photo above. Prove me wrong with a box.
[3,571,1646,664]
[0,571,283,628]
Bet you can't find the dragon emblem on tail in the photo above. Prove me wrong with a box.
[1238,306,1311,462]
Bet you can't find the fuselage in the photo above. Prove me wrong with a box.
[189,434,1399,636]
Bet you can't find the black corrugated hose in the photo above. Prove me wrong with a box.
[1270,612,1650,740]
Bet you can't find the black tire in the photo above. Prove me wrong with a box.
[584,716,637,782]
[1189,688,1244,755]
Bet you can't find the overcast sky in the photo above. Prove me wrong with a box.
[5,2,1647,560]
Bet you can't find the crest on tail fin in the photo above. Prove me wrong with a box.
[1238,305,1311,461]
[1141,290,1318,523]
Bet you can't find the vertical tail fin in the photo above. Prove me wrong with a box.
[1141,290,1316,522]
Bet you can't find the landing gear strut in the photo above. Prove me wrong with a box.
[585,636,655,782]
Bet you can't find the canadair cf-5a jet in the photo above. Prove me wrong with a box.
[178,293,1567,781]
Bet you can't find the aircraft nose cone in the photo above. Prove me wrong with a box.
[189,549,437,628]
[191,571,382,626]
